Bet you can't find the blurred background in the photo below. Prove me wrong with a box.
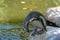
[0,0,60,26]
[0,0,60,40]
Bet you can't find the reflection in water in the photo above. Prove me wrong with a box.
[0,25,21,40]
[0,25,22,29]
[0,35,20,40]
[0,0,4,5]
[0,31,21,40]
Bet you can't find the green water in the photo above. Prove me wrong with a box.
[0,0,60,25]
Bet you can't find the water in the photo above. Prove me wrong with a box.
[0,35,20,40]
[0,25,21,40]
[0,25,22,29]
[0,25,59,40]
